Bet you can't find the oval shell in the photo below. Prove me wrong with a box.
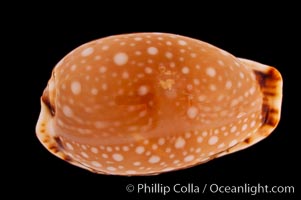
[36,33,282,175]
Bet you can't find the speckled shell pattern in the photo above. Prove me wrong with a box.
[36,33,282,175]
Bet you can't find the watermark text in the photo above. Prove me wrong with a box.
[125,183,295,196]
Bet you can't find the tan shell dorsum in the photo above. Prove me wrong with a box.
[36,33,282,175]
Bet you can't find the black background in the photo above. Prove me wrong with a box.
[7,5,299,200]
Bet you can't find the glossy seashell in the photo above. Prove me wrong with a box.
[36,33,282,175]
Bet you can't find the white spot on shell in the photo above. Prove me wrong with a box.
[208,136,219,145]
[218,60,225,66]
[165,52,173,59]
[135,51,142,56]
[230,126,237,133]
[218,143,225,149]
[134,37,142,41]
[138,85,149,96]
[229,139,238,147]
[193,79,200,85]
[91,147,98,154]
[209,84,217,91]
[181,66,190,74]
[206,67,216,77]
[81,47,94,57]
[101,45,109,51]
[175,137,186,149]
[135,146,145,154]
[99,66,107,73]
[71,64,77,71]
[145,67,153,74]
[107,166,116,171]
[178,40,187,46]
[106,146,112,152]
[101,83,108,91]
[250,120,256,128]
[91,88,98,95]
[112,153,124,162]
[158,138,165,145]
[152,144,158,150]
[197,136,203,143]
[66,143,74,150]
[122,146,129,151]
[133,162,141,166]
[226,81,232,89]
[114,52,128,66]
[170,62,176,68]
[71,81,81,95]
[94,55,101,60]
[63,106,73,117]
[190,53,197,58]
[184,155,195,162]
[95,121,108,129]
[249,86,256,95]
[148,155,160,163]
[147,47,158,55]
[122,71,129,79]
[91,161,102,167]
[80,152,89,158]
[241,124,248,131]
[198,95,206,102]
[185,132,191,138]
[126,170,137,174]
[187,106,198,119]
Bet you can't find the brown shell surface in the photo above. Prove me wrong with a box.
[36,33,282,175]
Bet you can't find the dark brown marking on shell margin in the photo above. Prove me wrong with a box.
[41,89,55,116]
[54,137,64,149]
[52,137,72,161]
[244,137,252,144]
[37,97,80,168]
[254,67,282,130]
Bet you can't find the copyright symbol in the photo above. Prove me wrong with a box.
[126,184,134,192]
